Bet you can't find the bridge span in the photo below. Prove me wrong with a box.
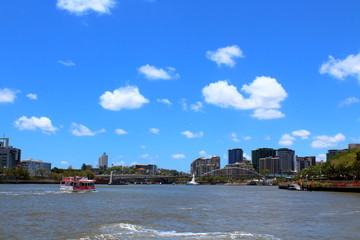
[95,174,189,184]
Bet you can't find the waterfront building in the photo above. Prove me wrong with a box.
[133,164,158,175]
[295,156,316,172]
[326,149,347,161]
[259,157,281,175]
[21,158,51,176]
[98,152,108,170]
[228,148,243,164]
[251,148,276,171]
[190,156,220,177]
[349,144,360,149]
[276,148,295,173]
[0,138,21,168]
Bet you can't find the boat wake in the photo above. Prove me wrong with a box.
[80,223,280,240]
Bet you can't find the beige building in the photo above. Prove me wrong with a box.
[190,156,220,177]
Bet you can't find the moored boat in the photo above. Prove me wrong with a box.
[186,174,200,185]
[60,176,96,192]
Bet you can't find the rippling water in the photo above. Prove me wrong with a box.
[1,184,360,240]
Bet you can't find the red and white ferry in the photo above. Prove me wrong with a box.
[60,176,96,192]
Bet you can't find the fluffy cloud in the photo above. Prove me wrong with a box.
[320,53,360,82]
[71,123,105,136]
[149,128,160,135]
[99,86,149,111]
[252,109,285,120]
[311,133,346,148]
[292,130,311,139]
[26,93,38,100]
[339,97,360,107]
[206,45,244,67]
[172,154,186,159]
[279,134,295,146]
[231,133,240,142]
[56,0,116,15]
[115,128,128,135]
[61,161,69,165]
[0,88,19,103]
[58,60,75,66]
[138,64,179,80]
[14,116,58,134]
[181,130,204,138]
[157,98,172,105]
[202,77,287,119]
[190,102,204,112]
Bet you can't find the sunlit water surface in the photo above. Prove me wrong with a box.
[1,184,360,240]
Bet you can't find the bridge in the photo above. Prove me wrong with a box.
[95,174,188,184]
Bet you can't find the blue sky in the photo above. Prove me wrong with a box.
[1,0,360,172]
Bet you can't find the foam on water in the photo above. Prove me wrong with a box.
[80,223,280,240]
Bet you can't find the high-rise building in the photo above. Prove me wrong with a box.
[276,148,295,173]
[348,144,360,149]
[295,156,316,172]
[228,148,243,164]
[190,156,220,177]
[259,157,281,175]
[0,138,21,168]
[21,158,51,176]
[98,152,108,170]
[252,148,276,171]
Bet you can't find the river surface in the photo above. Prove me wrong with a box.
[1,184,360,240]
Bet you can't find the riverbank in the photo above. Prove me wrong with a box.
[279,180,360,193]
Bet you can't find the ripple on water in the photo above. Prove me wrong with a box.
[78,223,280,240]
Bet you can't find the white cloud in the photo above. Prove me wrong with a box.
[292,130,311,139]
[242,136,252,141]
[279,134,295,146]
[139,154,159,159]
[311,133,346,148]
[58,60,75,66]
[157,98,172,105]
[181,130,204,138]
[61,161,69,165]
[0,88,19,103]
[26,93,38,100]
[138,64,179,80]
[140,154,149,158]
[264,136,271,140]
[180,99,189,111]
[115,128,128,135]
[140,145,146,149]
[149,128,160,135]
[244,153,251,161]
[190,102,204,112]
[99,86,149,111]
[206,45,244,67]
[202,77,287,119]
[71,123,105,136]
[231,133,240,142]
[339,97,360,107]
[56,0,116,15]
[252,109,285,120]
[172,154,186,159]
[14,116,58,134]
[320,53,360,83]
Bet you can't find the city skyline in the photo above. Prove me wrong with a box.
[1,1,360,172]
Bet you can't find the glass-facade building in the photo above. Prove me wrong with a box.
[228,148,243,164]
[252,148,276,171]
